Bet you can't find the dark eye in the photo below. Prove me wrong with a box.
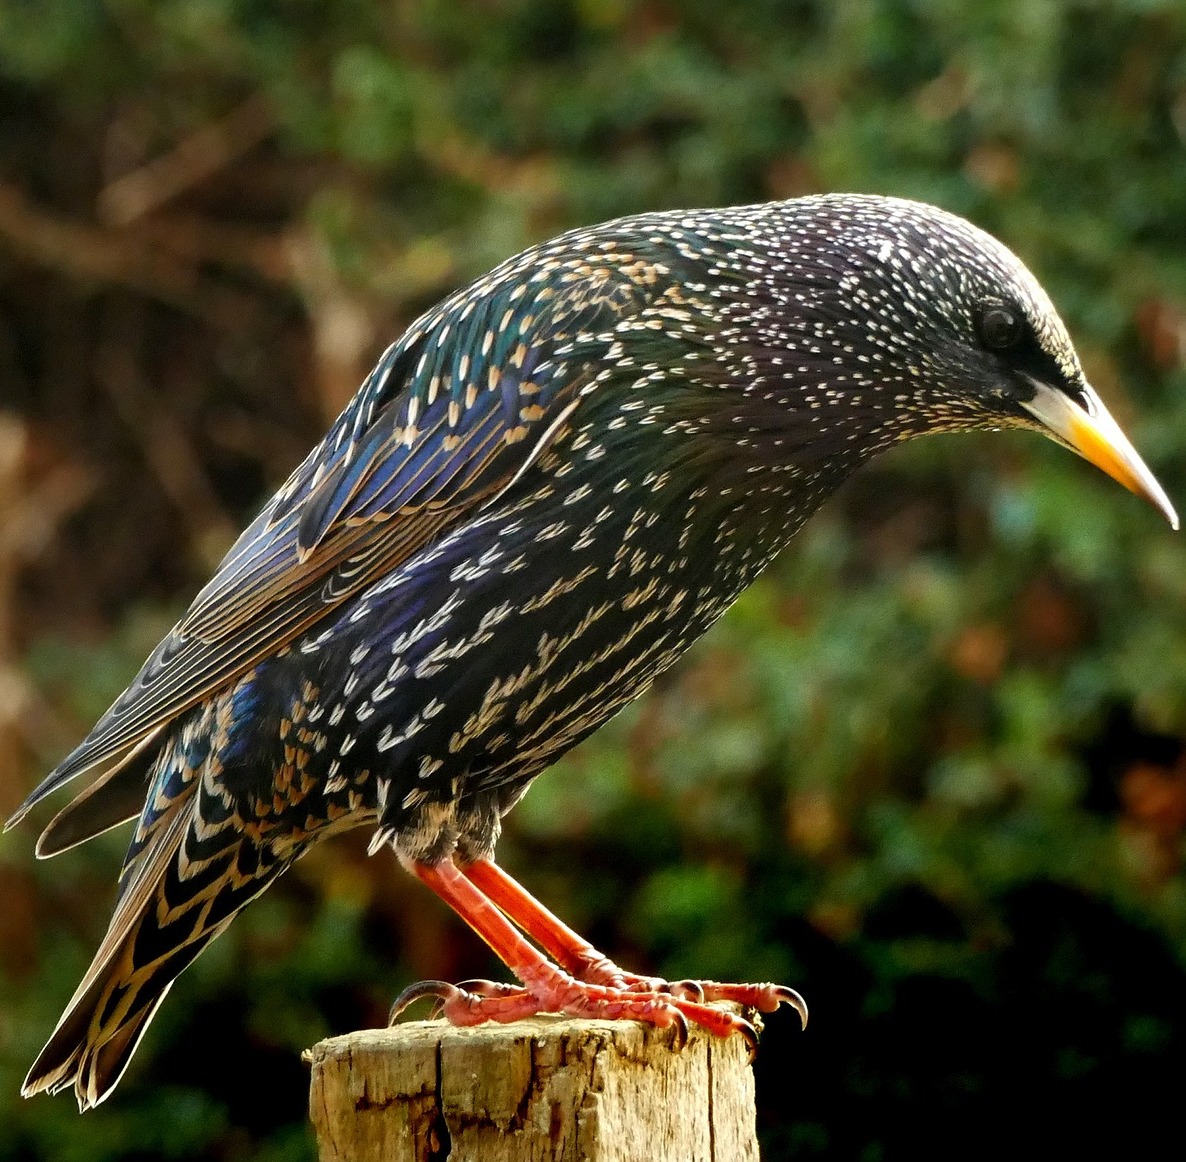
[976,303,1024,350]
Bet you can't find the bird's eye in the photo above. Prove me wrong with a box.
[976,303,1024,350]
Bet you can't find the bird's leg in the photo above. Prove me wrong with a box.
[462,858,806,1021]
[389,858,765,1047]
[461,857,647,989]
[462,857,693,995]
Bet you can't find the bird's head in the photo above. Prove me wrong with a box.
[719,194,1177,528]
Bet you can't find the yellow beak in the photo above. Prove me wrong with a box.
[1021,379,1178,530]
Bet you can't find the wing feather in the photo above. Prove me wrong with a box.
[7,256,651,826]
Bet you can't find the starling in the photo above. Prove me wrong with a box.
[7,194,1176,1110]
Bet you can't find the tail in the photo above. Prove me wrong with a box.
[23,786,284,1110]
[22,958,177,1111]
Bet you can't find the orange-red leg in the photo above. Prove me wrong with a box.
[462,857,631,985]
[462,857,807,1021]
[389,857,807,1048]
[390,858,770,1046]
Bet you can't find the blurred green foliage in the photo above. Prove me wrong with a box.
[2,0,1186,1158]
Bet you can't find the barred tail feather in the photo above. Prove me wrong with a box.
[23,786,283,1110]
[23,801,191,1110]
[22,962,174,1111]
[23,872,272,1109]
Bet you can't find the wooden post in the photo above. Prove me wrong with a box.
[307,1016,759,1162]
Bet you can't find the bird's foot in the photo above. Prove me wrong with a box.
[563,952,807,1025]
[453,859,806,1025]
[388,962,773,1052]
[394,858,806,1055]
[656,977,807,1023]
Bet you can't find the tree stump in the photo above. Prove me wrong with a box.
[307,1016,759,1162]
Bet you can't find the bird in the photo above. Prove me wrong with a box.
[6,193,1177,1111]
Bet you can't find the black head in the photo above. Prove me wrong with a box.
[693,194,1176,526]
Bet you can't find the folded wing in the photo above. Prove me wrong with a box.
[8,266,636,832]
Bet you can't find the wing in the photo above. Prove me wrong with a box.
[8,252,652,828]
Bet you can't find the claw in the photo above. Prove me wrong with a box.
[774,985,809,1029]
[389,979,460,1024]
[415,859,803,1054]
[668,1006,689,1050]
[739,1019,759,1064]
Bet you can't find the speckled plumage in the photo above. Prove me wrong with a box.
[9,194,1170,1109]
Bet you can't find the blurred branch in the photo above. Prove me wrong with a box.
[288,230,383,421]
[138,214,293,284]
[95,309,239,570]
[97,94,276,226]
[0,181,201,301]
[0,416,96,637]
[0,181,292,330]
[424,130,560,214]
[0,414,94,816]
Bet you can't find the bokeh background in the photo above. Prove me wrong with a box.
[3,1,1186,1158]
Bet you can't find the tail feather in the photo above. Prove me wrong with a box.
[23,960,173,1111]
[22,801,194,1110]
[20,677,305,1110]
[74,990,172,1111]
[22,763,284,1111]
[22,851,275,1109]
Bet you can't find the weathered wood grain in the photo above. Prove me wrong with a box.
[307,1016,759,1161]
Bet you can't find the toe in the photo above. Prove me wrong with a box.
[669,978,705,1002]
